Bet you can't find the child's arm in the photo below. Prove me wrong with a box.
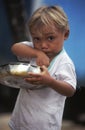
[25,66,76,97]
[11,43,50,67]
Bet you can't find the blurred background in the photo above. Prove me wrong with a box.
[0,0,85,129]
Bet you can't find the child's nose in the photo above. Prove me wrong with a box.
[41,42,48,49]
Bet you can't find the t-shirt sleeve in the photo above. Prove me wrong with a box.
[55,63,77,89]
[18,41,33,47]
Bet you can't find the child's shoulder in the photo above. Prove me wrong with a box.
[19,41,33,47]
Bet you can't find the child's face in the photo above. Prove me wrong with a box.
[31,25,68,59]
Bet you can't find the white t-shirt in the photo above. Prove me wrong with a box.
[9,41,77,130]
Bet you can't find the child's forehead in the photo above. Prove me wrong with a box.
[31,24,58,35]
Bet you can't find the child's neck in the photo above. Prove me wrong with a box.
[49,49,63,62]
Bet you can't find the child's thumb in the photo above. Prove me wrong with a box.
[40,65,48,72]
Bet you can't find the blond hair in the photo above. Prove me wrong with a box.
[28,5,69,33]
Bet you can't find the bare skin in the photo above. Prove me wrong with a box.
[11,43,50,67]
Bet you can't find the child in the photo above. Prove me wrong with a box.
[9,5,77,130]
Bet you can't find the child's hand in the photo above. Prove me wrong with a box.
[36,51,50,67]
[25,66,51,86]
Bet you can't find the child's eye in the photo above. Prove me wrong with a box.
[48,36,55,41]
[33,37,40,42]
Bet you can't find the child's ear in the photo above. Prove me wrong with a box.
[64,30,70,40]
